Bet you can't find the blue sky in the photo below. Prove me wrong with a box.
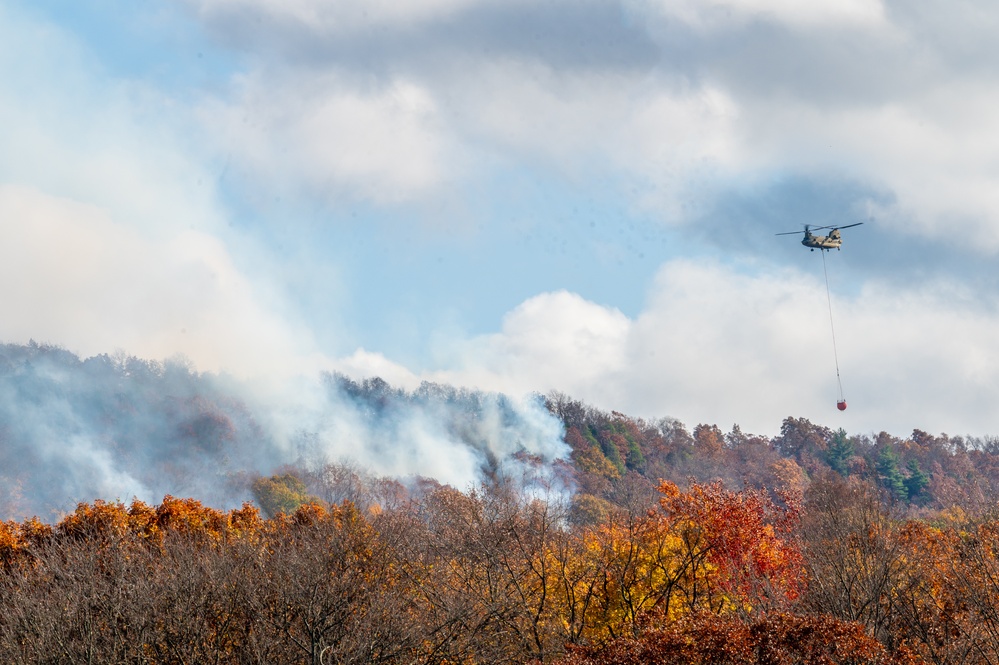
[3,0,999,439]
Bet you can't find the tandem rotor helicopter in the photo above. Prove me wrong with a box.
[775,222,864,251]
[775,221,865,412]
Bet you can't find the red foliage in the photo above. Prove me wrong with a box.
[556,612,920,665]
[658,481,805,608]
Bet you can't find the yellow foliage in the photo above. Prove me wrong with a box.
[570,494,614,526]
[251,472,319,517]
[573,441,621,480]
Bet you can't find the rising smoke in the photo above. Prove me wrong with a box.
[0,341,568,522]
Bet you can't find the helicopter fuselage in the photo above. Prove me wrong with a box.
[775,222,861,251]
[802,229,843,251]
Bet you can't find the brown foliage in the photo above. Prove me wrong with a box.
[556,612,920,665]
[14,477,999,664]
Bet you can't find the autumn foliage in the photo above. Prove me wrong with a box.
[8,372,999,661]
[6,474,993,664]
[557,612,920,665]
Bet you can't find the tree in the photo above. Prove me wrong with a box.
[251,472,319,517]
[876,446,908,503]
[250,502,417,665]
[903,459,929,503]
[545,391,588,431]
[772,417,831,462]
[693,424,725,458]
[800,474,912,649]
[827,428,855,476]
[554,612,919,665]
[657,481,804,614]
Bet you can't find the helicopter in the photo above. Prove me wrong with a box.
[775,223,864,251]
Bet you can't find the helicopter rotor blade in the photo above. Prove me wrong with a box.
[775,221,863,239]
[812,222,865,232]
[775,223,812,236]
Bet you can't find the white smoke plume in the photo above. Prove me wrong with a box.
[0,342,567,522]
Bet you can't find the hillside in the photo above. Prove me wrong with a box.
[3,341,997,523]
[5,342,999,662]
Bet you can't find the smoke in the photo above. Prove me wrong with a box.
[0,343,275,521]
[0,342,568,522]
[306,375,568,488]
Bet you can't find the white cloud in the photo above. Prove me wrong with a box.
[399,259,999,437]
[0,5,222,240]
[636,0,886,29]
[0,185,322,377]
[333,348,422,390]
[733,85,999,249]
[8,0,999,452]
[202,71,456,204]
[182,0,481,33]
[428,290,631,398]
[0,6,344,379]
[187,0,886,34]
[176,0,999,253]
[440,61,742,221]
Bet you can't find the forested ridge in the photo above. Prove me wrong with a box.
[3,341,999,662]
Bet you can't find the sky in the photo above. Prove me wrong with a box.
[2,0,999,441]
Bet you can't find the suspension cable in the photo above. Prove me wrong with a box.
[821,250,845,402]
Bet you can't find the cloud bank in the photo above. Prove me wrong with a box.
[3,0,999,511]
[391,259,999,437]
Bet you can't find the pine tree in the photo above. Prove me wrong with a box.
[826,428,854,476]
[904,458,930,502]
[876,446,908,502]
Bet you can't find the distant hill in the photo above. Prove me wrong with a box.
[2,341,997,521]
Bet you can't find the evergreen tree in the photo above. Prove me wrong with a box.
[626,438,647,473]
[826,428,854,476]
[589,426,625,475]
[876,446,908,502]
[904,458,930,502]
